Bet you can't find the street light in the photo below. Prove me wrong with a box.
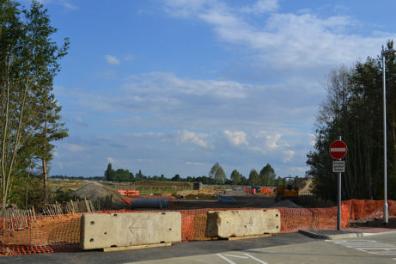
[382,46,395,224]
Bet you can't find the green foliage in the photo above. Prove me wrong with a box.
[104,163,113,181]
[171,174,181,181]
[259,163,276,186]
[248,169,260,185]
[230,169,242,185]
[0,0,69,207]
[8,174,43,208]
[103,163,134,182]
[307,41,396,200]
[209,162,226,184]
[52,188,74,203]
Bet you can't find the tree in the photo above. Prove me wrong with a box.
[0,0,68,207]
[136,169,144,180]
[307,41,396,200]
[209,162,226,184]
[171,174,181,181]
[104,163,114,181]
[114,169,133,182]
[27,1,69,204]
[259,163,276,186]
[248,169,260,185]
[104,163,133,182]
[230,169,242,185]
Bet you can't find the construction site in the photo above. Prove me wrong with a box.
[1,178,395,257]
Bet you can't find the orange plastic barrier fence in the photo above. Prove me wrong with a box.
[278,205,350,233]
[117,189,140,197]
[260,187,273,194]
[0,199,393,256]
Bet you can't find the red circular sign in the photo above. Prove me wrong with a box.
[329,140,348,160]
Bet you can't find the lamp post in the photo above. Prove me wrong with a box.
[382,46,395,224]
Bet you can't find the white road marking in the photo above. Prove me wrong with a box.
[244,253,268,264]
[224,254,249,259]
[328,239,396,256]
[217,253,237,264]
[217,252,268,264]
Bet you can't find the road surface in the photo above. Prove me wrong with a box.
[3,232,396,263]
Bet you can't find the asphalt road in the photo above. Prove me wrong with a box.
[3,232,396,264]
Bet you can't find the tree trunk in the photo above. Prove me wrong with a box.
[42,158,48,204]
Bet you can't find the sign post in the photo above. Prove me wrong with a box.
[329,137,347,231]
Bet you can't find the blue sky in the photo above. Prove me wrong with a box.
[31,0,396,178]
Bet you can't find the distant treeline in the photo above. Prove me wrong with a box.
[50,175,104,180]
[99,162,299,186]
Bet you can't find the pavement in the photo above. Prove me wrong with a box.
[3,230,396,263]
[299,227,396,239]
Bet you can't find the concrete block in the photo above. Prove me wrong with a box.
[207,209,280,238]
[80,212,181,250]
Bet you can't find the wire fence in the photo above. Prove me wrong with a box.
[0,199,395,256]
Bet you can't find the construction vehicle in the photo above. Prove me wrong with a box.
[275,176,299,201]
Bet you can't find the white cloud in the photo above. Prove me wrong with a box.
[185,161,207,166]
[35,0,78,10]
[263,132,282,150]
[124,72,247,99]
[240,0,278,14]
[283,149,295,162]
[179,130,210,149]
[164,0,213,17]
[105,55,120,65]
[287,166,306,176]
[224,130,248,146]
[163,0,395,69]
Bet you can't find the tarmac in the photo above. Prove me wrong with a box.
[299,226,396,240]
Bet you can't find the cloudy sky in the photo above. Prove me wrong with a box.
[37,0,396,177]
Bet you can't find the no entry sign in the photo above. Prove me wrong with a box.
[329,140,348,160]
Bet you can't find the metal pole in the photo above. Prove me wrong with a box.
[337,136,342,230]
[383,50,389,224]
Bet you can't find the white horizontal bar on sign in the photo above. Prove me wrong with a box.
[330,148,346,152]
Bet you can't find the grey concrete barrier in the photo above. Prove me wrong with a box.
[207,209,281,238]
[80,212,181,250]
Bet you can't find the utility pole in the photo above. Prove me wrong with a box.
[382,47,389,224]
[337,136,342,230]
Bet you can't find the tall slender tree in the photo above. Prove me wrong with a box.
[248,169,260,185]
[0,0,69,207]
[259,163,276,186]
[209,162,226,184]
[230,169,242,185]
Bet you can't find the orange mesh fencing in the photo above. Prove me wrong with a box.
[0,199,395,256]
[344,199,385,221]
[0,214,81,256]
[279,205,350,233]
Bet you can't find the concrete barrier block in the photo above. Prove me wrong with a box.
[80,212,181,250]
[207,209,281,238]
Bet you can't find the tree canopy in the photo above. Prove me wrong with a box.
[230,169,242,185]
[209,162,226,184]
[104,163,134,182]
[248,169,260,185]
[0,0,69,207]
[259,163,276,186]
[307,41,396,200]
